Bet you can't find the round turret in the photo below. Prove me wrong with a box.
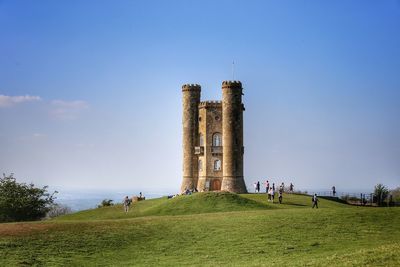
[221,80,247,193]
[181,83,201,193]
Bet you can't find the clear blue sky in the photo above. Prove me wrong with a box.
[1,0,399,193]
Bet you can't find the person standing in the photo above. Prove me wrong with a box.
[123,196,131,213]
[256,181,260,193]
[312,194,319,209]
[289,183,294,193]
[272,183,275,191]
[267,186,271,201]
[265,180,270,193]
[332,186,336,197]
[253,182,257,193]
[270,187,275,203]
[278,188,283,204]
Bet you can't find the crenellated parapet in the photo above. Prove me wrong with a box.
[182,84,201,92]
[222,80,242,89]
[199,100,222,109]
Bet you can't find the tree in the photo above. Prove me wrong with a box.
[0,173,57,222]
[373,183,389,206]
[98,199,114,208]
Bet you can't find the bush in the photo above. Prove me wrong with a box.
[390,187,400,202]
[98,199,114,208]
[0,173,57,222]
[47,203,72,218]
[374,183,389,206]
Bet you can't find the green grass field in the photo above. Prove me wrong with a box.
[1,192,399,266]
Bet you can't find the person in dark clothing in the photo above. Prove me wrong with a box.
[312,194,319,208]
[256,181,260,193]
[278,188,283,204]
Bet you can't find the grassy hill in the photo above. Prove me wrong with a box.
[56,192,348,221]
[0,192,399,266]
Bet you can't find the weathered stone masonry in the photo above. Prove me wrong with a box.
[181,81,247,193]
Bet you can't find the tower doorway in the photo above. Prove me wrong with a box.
[211,179,221,191]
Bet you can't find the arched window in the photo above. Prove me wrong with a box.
[213,133,222,146]
[214,159,221,171]
[199,133,204,146]
[198,159,203,172]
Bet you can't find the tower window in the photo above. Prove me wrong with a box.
[199,133,204,146]
[212,133,222,146]
[214,159,221,171]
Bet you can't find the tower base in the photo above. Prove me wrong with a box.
[180,177,197,193]
[221,177,247,193]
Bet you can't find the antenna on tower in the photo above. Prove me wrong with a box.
[232,60,235,80]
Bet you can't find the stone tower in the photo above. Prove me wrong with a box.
[181,81,247,194]
[181,84,201,193]
[220,81,246,193]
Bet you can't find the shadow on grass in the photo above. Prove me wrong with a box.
[283,203,308,207]
[319,196,348,204]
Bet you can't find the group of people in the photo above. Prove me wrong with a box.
[252,181,321,208]
[253,181,294,194]
[167,188,198,199]
[253,180,295,204]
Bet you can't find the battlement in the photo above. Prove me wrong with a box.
[198,100,222,108]
[222,80,242,89]
[182,83,201,92]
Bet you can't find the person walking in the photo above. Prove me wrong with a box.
[278,188,283,204]
[312,194,319,209]
[289,183,294,193]
[123,196,131,213]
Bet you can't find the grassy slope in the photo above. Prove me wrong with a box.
[56,192,347,221]
[56,192,272,221]
[0,193,399,266]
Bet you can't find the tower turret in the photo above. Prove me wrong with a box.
[181,84,201,192]
[221,81,247,193]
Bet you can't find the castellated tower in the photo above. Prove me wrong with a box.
[181,84,201,193]
[181,81,247,194]
[220,81,247,193]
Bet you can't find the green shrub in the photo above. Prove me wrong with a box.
[98,199,114,208]
[0,173,56,222]
[374,184,389,206]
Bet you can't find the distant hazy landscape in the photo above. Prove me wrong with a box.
[55,190,169,211]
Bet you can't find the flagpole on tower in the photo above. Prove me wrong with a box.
[232,60,235,80]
